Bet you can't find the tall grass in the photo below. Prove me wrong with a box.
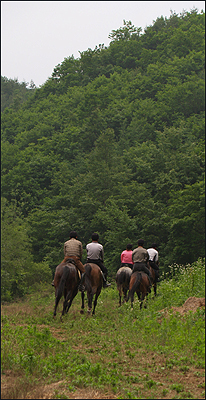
[1,258,205,399]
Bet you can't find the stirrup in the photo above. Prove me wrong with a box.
[103,281,111,288]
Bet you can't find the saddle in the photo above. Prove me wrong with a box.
[65,258,81,279]
[65,257,76,266]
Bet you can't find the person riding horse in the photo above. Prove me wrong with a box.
[79,233,111,290]
[51,230,85,286]
[132,239,152,289]
[147,243,160,282]
[120,243,134,269]
[64,230,85,274]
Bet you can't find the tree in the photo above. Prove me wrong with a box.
[1,198,51,300]
[108,20,142,42]
[164,180,205,266]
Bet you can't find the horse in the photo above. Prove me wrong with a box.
[80,263,103,315]
[53,256,81,320]
[127,271,151,309]
[116,266,132,306]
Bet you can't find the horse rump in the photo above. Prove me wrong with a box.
[56,265,71,302]
[116,266,132,306]
[81,263,102,315]
[116,266,132,286]
[84,263,102,291]
[84,263,92,292]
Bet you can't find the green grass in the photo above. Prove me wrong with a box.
[1,258,205,399]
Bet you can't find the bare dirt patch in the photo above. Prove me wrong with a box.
[159,296,205,318]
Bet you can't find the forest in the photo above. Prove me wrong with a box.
[1,9,205,301]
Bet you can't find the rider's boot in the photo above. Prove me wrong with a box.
[78,272,85,292]
[102,273,111,288]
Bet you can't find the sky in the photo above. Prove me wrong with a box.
[1,1,205,88]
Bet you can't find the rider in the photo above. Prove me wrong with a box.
[52,230,85,286]
[64,230,85,273]
[132,239,152,288]
[120,243,134,269]
[147,243,160,282]
[79,233,111,289]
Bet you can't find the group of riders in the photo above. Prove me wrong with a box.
[52,231,160,290]
[120,239,160,288]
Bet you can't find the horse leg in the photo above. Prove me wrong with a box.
[53,290,62,317]
[92,288,101,315]
[62,289,71,315]
[66,287,78,314]
[92,293,98,315]
[141,290,148,309]
[80,291,85,314]
[53,298,58,317]
[130,291,134,309]
[153,282,157,297]
[87,292,93,314]
[119,292,121,306]
[138,291,145,309]
[123,287,127,304]
[60,295,69,322]
[119,287,122,306]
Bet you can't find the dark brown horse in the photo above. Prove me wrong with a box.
[80,263,103,315]
[127,271,151,309]
[116,266,132,306]
[53,257,81,320]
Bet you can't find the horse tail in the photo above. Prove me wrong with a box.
[84,263,92,292]
[128,272,142,299]
[117,270,126,285]
[56,265,70,301]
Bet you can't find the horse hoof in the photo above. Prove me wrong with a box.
[80,309,84,314]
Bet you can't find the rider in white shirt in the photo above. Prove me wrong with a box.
[147,243,160,281]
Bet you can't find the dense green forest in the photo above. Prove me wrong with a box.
[1,10,205,301]
[1,76,36,113]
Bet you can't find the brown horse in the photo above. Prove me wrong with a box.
[53,257,81,320]
[116,266,132,306]
[127,271,151,309]
[80,263,103,315]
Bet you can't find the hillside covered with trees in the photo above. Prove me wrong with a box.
[1,9,205,301]
[1,76,36,113]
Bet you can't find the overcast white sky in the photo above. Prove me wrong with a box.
[1,1,205,87]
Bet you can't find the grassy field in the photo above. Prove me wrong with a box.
[1,259,205,399]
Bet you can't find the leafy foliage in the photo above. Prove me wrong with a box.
[1,198,51,301]
[1,76,36,112]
